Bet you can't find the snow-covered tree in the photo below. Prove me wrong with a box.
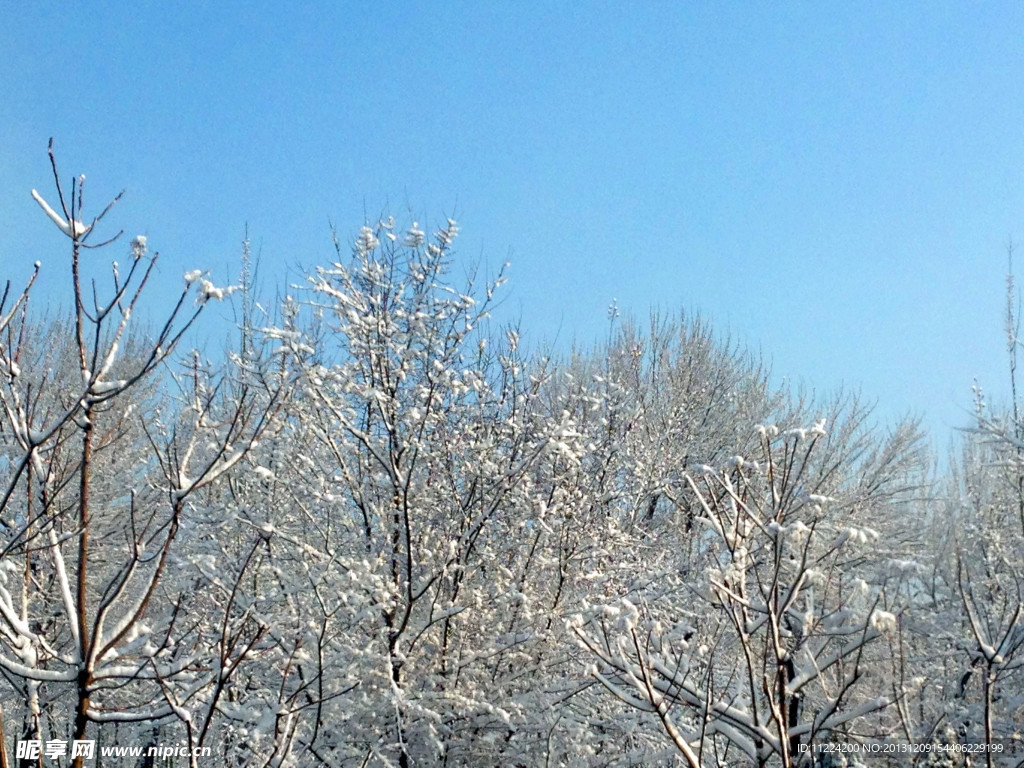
[573,402,926,767]
[0,144,283,768]
[9,151,1021,768]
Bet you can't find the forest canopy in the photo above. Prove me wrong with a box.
[0,151,1021,768]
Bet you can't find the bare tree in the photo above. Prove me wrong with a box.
[574,407,926,767]
[0,143,283,767]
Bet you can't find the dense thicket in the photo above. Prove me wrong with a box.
[0,163,1021,767]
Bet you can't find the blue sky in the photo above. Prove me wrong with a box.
[2,3,1023,446]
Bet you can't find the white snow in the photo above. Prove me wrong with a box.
[31,189,91,238]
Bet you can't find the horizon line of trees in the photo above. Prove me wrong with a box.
[0,148,1020,767]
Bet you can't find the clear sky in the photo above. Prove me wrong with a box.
[3,2,1023,448]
